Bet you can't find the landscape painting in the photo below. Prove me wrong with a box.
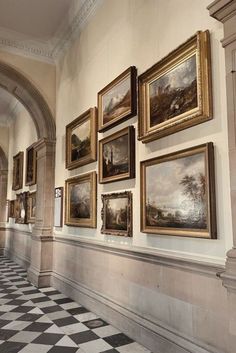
[99,126,135,183]
[138,30,212,142]
[149,54,197,127]
[101,192,132,236]
[65,172,97,228]
[98,67,137,131]
[141,143,217,238]
[66,108,97,170]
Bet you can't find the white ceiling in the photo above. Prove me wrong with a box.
[0,0,72,41]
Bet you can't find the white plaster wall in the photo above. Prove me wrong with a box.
[7,103,37,232]
[55,0,232,264]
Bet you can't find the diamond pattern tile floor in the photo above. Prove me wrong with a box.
[0,256,151,353]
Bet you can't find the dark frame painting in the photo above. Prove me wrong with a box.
[66,108,97,170]
[9,200,15,218]
[27,192,36,224]
[98,66,137,132]
[138,31,212,143]
[99,126,135,183]
[12,152,24,191]
[25,143,37,186]
[65,172,97,228]
[101,191,132,237]
[140,143,216,238]
[15,192,28,224]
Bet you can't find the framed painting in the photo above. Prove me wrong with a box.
[12,152,24,191]
[101,191,132,237]
[15,192,28,224]
[98,66,137,131]
[99,126,135,183]
[65,172,97,228]
[138,30,212,143]
[54,187,63,227]
[66,108,97,170]
[140,143,216,238]
[27,192,36,224]
[9,200,15,218]
[25,143,37,186]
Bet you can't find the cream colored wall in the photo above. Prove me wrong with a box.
[55,0,232,265]
[0,50,56,116]
[7,103,37,231]
[0,127,9,158]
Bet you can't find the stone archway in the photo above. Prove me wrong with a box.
[0,60,56,287]
[0,146,8,225]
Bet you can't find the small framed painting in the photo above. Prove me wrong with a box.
[12,152,24,191]
[9,200,15,218]
[25,143,37,186]
[27,192,36,224]
[99,126,135,183]
[54,187,63,227]
[66,108,97,170]
[140,143,216,238]
[65,172,97,228]
[98,66,137,131]
[15,192,28,224]
[101,191,132,237]
[138,31,212,142]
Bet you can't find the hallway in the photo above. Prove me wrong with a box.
[0,256,150,353]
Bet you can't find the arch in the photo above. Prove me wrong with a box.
[0,146,8,170]
[0,61,55,140]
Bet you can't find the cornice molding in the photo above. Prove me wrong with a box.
[0,0,103,64]
[208,0,236,22]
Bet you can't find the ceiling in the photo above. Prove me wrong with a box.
[0,87,21,126]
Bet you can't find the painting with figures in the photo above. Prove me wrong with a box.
[140,143,216,238]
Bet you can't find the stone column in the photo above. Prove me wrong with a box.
[28,138,55,287]
[208,1,236,352]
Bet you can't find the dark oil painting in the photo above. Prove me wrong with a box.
[71,119,91,162]
[105,197,128,231]
[102,134,129,178]
[146,152,207,230]
[149,54,197,127]
[70,181,90,219]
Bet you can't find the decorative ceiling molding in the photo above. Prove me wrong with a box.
[0,0,103,64]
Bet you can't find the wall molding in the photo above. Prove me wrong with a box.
[51,271,223,353]
[54,234,225,278]
[4,248,30,269]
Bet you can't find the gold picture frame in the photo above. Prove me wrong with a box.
[66,108,97,170]
[99,126,135,184]
[27,192,36,224]
[138,30,212,143]
[65,172,97,228]
[98,66,137,132]
[101,191,133,237]
[12,152,24,191]
[25,143,37,186]
[140,143,216,238]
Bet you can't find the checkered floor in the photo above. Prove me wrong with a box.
[0,256,151,353]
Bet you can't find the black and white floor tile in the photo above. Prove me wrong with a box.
[0,256,151,353]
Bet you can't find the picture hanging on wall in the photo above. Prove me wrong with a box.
[15,192,28,224]
[27,192,36,224]
[9,200,15,218]
[54,187,63,227]
[65,172,97,228]
[98,66,137,132]
[25,143,37,186]
[138,30,212,143]
[101,191,132,237]
[66,108,97,170]
[12,152,24,191]
[140,143,216,238]
[99,126,135,183]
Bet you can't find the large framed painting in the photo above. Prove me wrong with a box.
[99,126,135,183]
[25,143,37,186]
[101,191,132,237]
[27,192,36,224]
[98,66,137,132]
[140,143,216,238]
[66,108,97,170]
[138,31,212,143]
[12,152,24,191]
[15,192,28,224]
[65,172,97,228]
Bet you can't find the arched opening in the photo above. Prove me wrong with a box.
[0,60,56,287]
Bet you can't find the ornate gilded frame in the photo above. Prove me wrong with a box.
[27,192,36,224]
[25,143,37,186]
[138,30,212,143]
[12,152,24,191]
[65,172,97,228]
[101,191,133,237]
